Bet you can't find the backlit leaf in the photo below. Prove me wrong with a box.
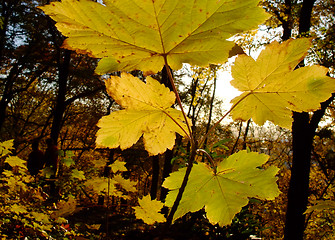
[230,38,335,129]
[133,195,165,225]
[96,73,190,155]
[163,150,280,226]
[39,0,269,74]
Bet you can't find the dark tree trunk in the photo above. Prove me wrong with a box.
[159,67,175,200]
[50,50,71,143]
[150,155,160,200]
[282,0,292,41]
[284,112,313,239]
[0,64,18,134]
[284,0,317,239]
[161,149,173,200]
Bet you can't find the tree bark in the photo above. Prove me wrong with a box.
[50,49,71,143]
[150,155,160,200]
[160,149,173,200]
[284,0,317,239]
[284,112,313,240]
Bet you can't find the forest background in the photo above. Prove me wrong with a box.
[1,0,335,239]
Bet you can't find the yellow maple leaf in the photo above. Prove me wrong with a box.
[96,73,190,155]
[85,177,110,193]
[5,156,27,169]
[51,196,77,218]
[39,0,269,74]
[109,160,127,173]
[0,139,14,157]
[71,169,86,180]
[133,195,165,225]
[230,38,335,129]
[11,204,27,215]
[113,174,137,192]
[163,150,280,226]
[30,212,51,224]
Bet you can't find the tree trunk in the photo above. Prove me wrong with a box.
[161,149,173,200]
[50,49,71,143]
[284,0,317,239]
[150,155,160,200]
[284,112,313,239]
[159,67,175,200]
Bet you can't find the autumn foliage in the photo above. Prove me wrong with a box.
[1,0,335,239]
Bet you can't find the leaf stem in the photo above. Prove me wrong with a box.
[196,149,216,174]
[163,56,194,145]
[166,143,197,226]
[162,57,197,226]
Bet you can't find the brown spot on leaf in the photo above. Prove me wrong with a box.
[288,101,296,107]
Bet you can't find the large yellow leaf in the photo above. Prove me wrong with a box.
[163,150,280,226]
[39,0,269,74]
[96,73,189,155]
[230,38,335,129]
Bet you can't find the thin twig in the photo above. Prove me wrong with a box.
[199,92,251,148]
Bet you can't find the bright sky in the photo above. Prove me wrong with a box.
[216,68,240,109]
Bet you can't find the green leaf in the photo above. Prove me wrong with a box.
[61,151,76,167]
[96,73,190,155]
[39,0,269,74]
[230,38,335,129]
[133,195,166,225]
[163,150,280,226]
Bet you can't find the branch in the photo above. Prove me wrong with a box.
[64,85,105,106]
